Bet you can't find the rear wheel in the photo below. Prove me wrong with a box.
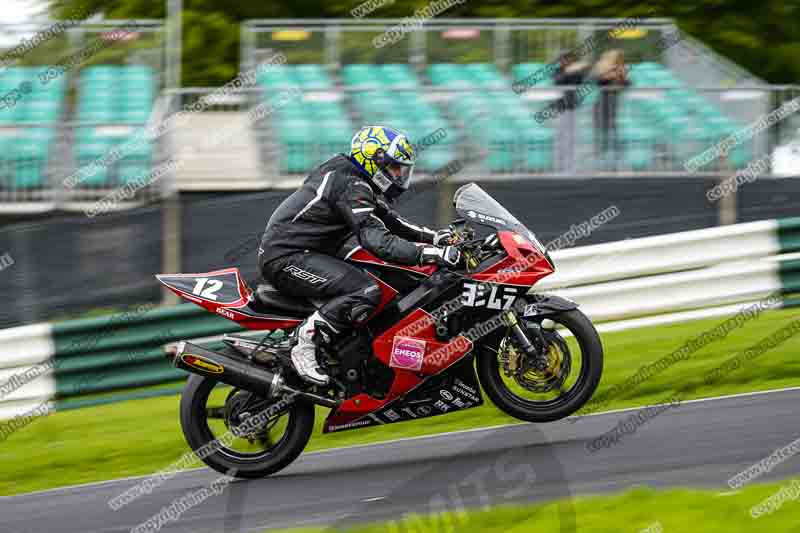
[179,374,314,478]
[477,308,603,423]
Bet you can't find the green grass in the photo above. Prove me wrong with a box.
[2,307,799,496]
[269,482,800,533]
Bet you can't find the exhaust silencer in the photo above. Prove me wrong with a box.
[172,341,283,397]
[170,341,339,408]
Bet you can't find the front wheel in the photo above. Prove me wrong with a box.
[477,308,603,423]
[180,374,315,478]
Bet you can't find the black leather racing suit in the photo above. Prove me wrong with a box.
[258,154,437,330]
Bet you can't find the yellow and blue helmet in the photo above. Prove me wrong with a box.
[349,125,415,199]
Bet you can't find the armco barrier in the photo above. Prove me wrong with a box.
[539,219,784,290]
[779,257,800,294]
[0,217,799,418]
[52,304,243,398]
[778,218,800,254]
[0,324,56,420]
[558,258,783,322]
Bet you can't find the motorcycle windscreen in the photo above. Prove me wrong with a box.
[453,183,548,254]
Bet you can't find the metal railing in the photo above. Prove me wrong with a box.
[242,18,744,85]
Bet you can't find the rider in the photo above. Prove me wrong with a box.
[258,126,462,385]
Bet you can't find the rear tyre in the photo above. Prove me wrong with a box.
[477,308,603,423]
[180,374,314,478]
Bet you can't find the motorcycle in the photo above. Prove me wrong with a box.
[157,183,603,478]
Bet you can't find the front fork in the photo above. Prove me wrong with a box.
[502,309,549,371]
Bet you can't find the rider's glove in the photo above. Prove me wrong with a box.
[418,245,462,268]
[432,229,455,246]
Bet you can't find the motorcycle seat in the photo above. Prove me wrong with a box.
[250,283,318,316]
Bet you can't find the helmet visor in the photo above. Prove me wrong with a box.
[385,161,413,190]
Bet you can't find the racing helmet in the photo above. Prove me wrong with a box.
[348,125,415,200]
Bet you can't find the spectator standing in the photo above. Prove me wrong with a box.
[553,51,591,173]
[591,49,630,170]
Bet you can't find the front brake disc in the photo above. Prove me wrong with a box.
[514,329,571,393]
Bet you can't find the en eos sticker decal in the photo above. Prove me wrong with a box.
[389,336,426,371]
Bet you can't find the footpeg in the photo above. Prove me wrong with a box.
[223,331,291,363]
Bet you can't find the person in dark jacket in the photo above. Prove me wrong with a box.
[552,51,591,172]
[553,51,591,113]
[258,126,461,385]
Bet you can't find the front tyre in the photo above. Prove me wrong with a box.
[180,374,315,478]
[477,308,603,423]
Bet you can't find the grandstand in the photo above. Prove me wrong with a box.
[0,66,64,192]
[73,65,155,189]
[0,17,798,210]
[0,20,165,211]
[241,19,794,185]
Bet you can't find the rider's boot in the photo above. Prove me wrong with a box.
[290,310,338,386]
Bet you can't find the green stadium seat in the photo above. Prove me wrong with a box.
[6,136,49,189]
[80,108,116,123]
[257,65,291,84]
[343,68,380,89]
[80,67,117,84]
[7,163,46,189]
[118,160,151,185]
[418,147,455,172]
[118,108,150,124]
[317,117,352,154]
[632,62,664,72]
[72,65,156,185]
[484,120,516,171]
[277,119,314,173]
[512,63,553,87]
[74,138,115,187]
[0,68,65,188]
[119,65,154,82]
[18,106,58,124]
[622,146,652,170]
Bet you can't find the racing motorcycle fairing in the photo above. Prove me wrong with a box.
[156,268,303,330]
[323,271,480,432]
[454,184,555,287]
[362,271,399,322]
[520,293,579,318]
[157,268,250,306]
[345,246,438,277]
[468,235,555,287]
[323,355,483,433]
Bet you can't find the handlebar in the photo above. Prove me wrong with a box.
[448,219,483,269]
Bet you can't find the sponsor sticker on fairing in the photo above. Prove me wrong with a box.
[389,336,426,371]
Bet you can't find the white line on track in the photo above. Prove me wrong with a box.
[4,385,800,500]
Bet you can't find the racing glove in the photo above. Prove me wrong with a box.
[418,245,462,268]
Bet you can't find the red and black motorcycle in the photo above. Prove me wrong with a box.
[158,183,603,478]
